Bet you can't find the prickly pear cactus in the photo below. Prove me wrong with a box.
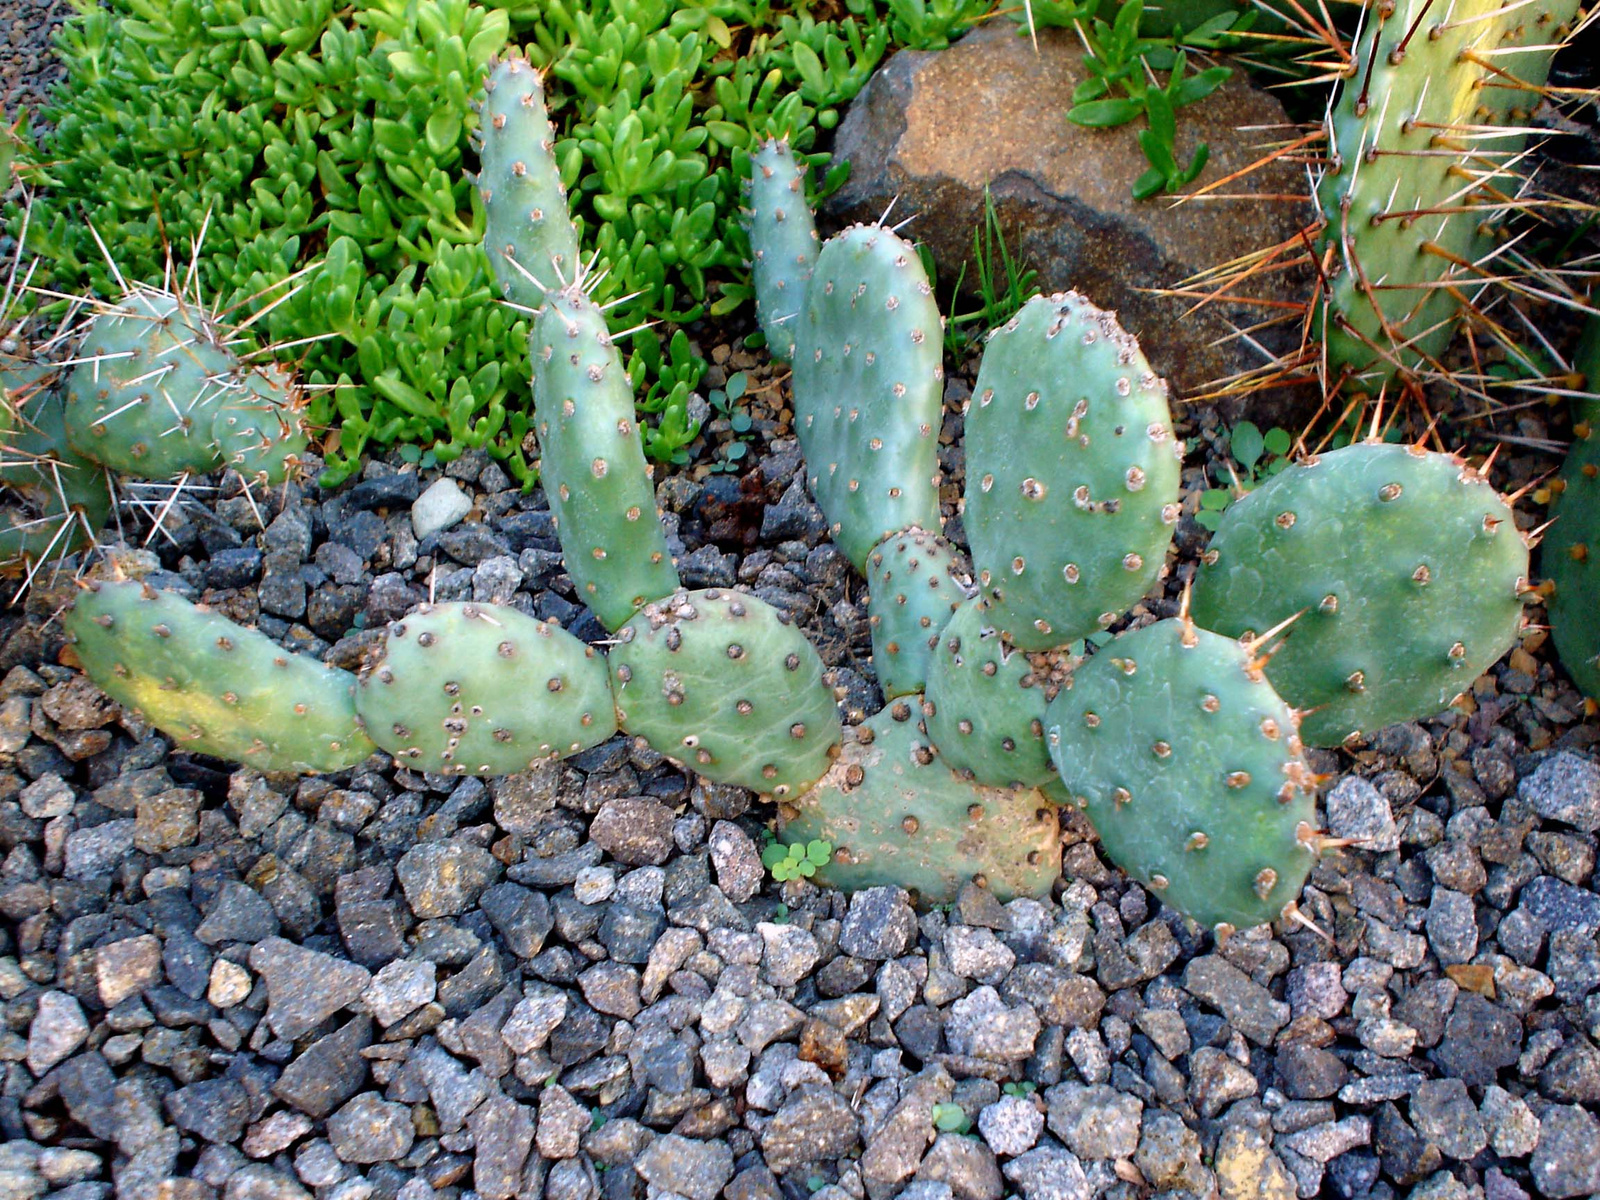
[1192,441,1529,746]
[922,597,1057,789]
[62,290,237,478]
[779,698,1061,904]
[791,224,945,570]
[746,139,818,363]
[209,363,308,486]
[1543,316,1600,696]
[65,580,375,773]
[963,292,1182,651]
[531,285,680,630]
[866,528,974,700]
[1,365,112,571]
[1046,617,1319,931]
[1316,0,1584,389]
[610,589,841,798]
[475,53,581,308]
[356,601,616,776]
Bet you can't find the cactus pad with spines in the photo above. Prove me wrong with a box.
[791,224,945,570]
[1191,441,1528,746]
[62,290,238,479]
[531,285,680,630]
[1315,0,1584,389]
[209,363,308,486]
[922,597,1056,789]
[1046,617,1319,931]
[475,54,580,308]
[963,292,1182,651]
[778,698,1061,905]
[65,580,375,773]
[866,528,974,700]
[1543,316,1600,697]
[746,139,818,363]
[1,366,112,571]
[610,589,841,798]
[356,601,616,776]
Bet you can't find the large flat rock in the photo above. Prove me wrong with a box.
[824,21,1315,422]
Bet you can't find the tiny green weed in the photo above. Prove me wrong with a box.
[931,1102,972,1133]
[762,837,832,881]
[1195,421,1292,530]
[944,187,1040,356]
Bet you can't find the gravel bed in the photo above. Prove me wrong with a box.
[0,328,1593,1200]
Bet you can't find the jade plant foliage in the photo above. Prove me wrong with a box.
[13,0,893,484]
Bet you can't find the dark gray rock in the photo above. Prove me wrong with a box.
[165,1078,251,1146]
[1429,993,1520,1087]
[395,840,501,918]
[1531,1105,1600,1199]
[840,886,918,960]
[1183,955,1289,1045]
[762,1084,863,1174]
[271,1017,373,1118]
[1517,751,1600,832]
[326,1092,413,1163]
[195,881,280,945]
[470,1092,535,1200]
[250,938,372,1040]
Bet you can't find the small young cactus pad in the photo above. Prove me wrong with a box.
[65,580,375,773]
[746,139,819,363]
[610,589,841,798]
[791,224,945,570]
[532,285,681,630]
[209,363,308,486]
[1191,441,1528,746]
[866,528,974,700]
[779,698,1061,905]
[963,292,1182,651]
[475,54,580,308]
[356,601,616,776]
[62,290,237,479]
[922,597,1056,789]
[1046,617,1319,931]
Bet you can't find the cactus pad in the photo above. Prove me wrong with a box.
[1315,0,1583,389]
[779,698,1061,905]
[65,580,374,773]
[866,528,974,700]
[610,589,840,798]
[62,290,237,479]
[1046,617,1319,931]
[532,285,680,630]
[791,224,945,569]
[209,363,308,485]
[1544,317,1600,697]
[476,54,580,307]
[964,292,1182,651]
[1192,441,1528,746]
[923,597,1056,789]
[746,139,818,362]
[1,366,112,571]
[356,601,616,775]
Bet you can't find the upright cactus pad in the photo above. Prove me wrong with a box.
[923,597,1056,789]
[65,580,375,773]
[356,602,616,776]
[963,292,1182,651]
[866,528,974,700]
[1046,618,1319,931]
[746,139,818,363]
[532,285,680,630]
[779,699,1061,905]
[610,589,841,798]
[791,224,945,570]
[1543,317,1600,697]
[475,54,580,307]
[1316,0,1583,388]
[1,367,112,571]
[209,363,308,486]
[1192,442,1528,746]
[62,290,235,478]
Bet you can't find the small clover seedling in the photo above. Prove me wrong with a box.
[762,838,833,882]
[931,1102,972,1133]
[1196,422,1293,531]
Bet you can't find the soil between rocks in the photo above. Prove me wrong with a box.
[2,19,1600,1200]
